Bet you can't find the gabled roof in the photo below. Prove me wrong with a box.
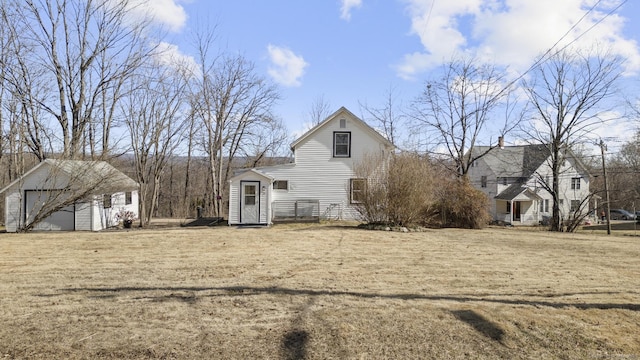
[494,184,542,201]
[474,144,592,179]
[0,159,138,194]
[229,168,276,182]
[473,144,550,178]
[289,106,394,151]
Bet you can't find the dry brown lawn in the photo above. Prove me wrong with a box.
[0,224,639,359]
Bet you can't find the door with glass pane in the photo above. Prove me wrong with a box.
[241,181,260,223]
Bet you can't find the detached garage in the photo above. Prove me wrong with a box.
[0,159,139,232]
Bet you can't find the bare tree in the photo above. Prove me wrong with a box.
[308,94,332,126]
[0,4,54,161]
[5,0,153,159]
[239,116,290,168]
[410,57,518,177]
[360,85,405,146]
[522,49,622,231]
[607,131,640,210]
[190,28,281,217]
[122,65,188,227]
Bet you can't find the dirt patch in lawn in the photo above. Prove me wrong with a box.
[0,224,639,359]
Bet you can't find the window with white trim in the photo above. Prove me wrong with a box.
[571,177,581,190]
[350,178,366,204]
[334,132,351,157]
[481,176,487,188]
[125,191,132,205]
[273,180,288,190]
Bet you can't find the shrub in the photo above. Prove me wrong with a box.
[435,177,491,229]
[353,152,435,227]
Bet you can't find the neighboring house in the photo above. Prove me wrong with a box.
[228,107,394,225]
[0,159,139,232]
[468,144,591,225]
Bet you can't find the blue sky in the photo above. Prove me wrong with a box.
[138,0,640,144]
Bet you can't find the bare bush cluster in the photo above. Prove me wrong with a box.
[433,177,491,229]
[353,152,490,229]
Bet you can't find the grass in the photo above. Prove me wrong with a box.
[0,224,639,359]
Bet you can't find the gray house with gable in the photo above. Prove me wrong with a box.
[468,144,591,225]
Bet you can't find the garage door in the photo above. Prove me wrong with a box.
[24,190,75,231]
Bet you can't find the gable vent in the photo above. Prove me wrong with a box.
[339,119,346,128]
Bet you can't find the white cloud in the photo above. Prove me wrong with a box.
[340,0,363,21]
[396,0,640,79]
[267,45,308,87]
[127,0,189,32]
[153,42,199,75]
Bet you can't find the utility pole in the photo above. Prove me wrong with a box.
[599,139,611,235]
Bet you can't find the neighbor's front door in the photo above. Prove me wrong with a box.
[514,201,521,221]
[241,181,260,224]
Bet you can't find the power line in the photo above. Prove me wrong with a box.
[504,0,625,89]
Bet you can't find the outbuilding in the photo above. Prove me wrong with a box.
[0,159,139,232]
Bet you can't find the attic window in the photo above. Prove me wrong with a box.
[333,132,351,158]
[339,119,346,128]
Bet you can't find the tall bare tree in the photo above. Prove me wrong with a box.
[410,57,518,177]
[4,0,153,159]
[190,29,281,217]
[122,65,189,227]
[522,49,622,231]
[360,85,405,146]
[308,94,332,126]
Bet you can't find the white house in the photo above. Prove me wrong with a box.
[0,159,139,232]
[228,107,394,225]
[468,144,591,225]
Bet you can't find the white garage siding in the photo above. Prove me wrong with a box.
[75,201,92,231]
[4,191,22,233]
[0,160,139,232]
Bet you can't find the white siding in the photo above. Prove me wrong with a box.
[229,179,240,225]
[470,151,590,224]
[4,190,21,232]
[1,162,138,232]
[264,113,390,221]
[75,201,92,231]
[228,108,393,224]
[531,156,590,219]
[94,191,138,229]
[467,158,498,218]
[228,171,271,225]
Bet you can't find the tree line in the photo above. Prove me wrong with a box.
[1,0,638,231]
[0,0,288,227]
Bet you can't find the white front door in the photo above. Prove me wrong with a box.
[241,181,260,224]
